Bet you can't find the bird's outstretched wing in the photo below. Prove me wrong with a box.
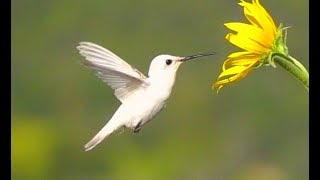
[77,42,149,102]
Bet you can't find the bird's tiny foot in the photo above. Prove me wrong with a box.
[116,126,125,135]
[133,122,142,133]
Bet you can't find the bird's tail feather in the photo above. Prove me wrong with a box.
[84,119,122,151]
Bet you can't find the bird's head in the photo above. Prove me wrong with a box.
[148,53,214,78]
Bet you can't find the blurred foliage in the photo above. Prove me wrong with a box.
[12,0,308,179]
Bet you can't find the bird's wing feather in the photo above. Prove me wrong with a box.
[77,42,149,102]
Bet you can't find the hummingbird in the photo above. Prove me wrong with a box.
[77,42,214,151]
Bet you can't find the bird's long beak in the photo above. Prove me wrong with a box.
[180,52,215,62]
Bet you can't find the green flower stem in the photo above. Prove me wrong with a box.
[271,53,309,92]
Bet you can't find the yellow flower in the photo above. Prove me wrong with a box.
[213,0,278,92]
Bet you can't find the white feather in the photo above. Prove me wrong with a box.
[77,42,149,102]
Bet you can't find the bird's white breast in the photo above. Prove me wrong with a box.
[121,85,171,130]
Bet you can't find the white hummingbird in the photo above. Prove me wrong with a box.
[77,42,214,151]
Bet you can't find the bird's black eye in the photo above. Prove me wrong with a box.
[166,59,172,65]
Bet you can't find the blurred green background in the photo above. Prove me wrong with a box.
[12,0,308,179]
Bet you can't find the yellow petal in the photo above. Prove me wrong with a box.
[226,33,269,53]
[223,57,259,68]
[225,22,273,47]
[222,55,259,71]
[228,51,255,58]
[224,53,261,68]
[214,64,255,90]
[216,67,252,85]
[240,0,276,36]
[213,68,252,90]
[218,65,248,78]
[244,8,276,37]
[254,0,276,32]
